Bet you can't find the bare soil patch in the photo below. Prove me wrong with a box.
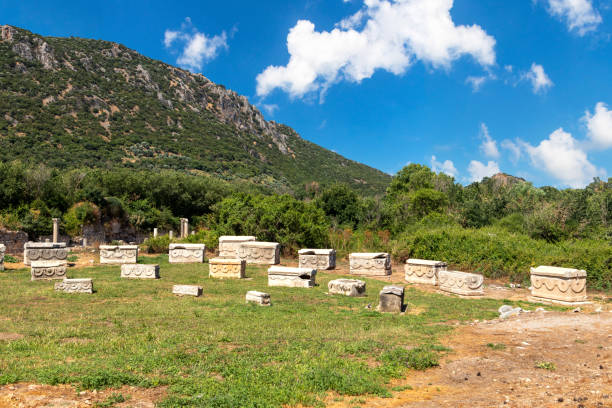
[0,332,24,341]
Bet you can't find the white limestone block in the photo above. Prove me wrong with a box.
[218,236,256,257]
[530,266,587,304]
[405,259,447,286]
[438,270,484,296]
[267,266,316,288]
[349,253,391,276]
[238,242,280,265]
[209,257,246,279]
[328,279,366,297]
[23,242,67,266]
[169,243,205,264]
[246,290,270,306]
[100,245,138,264]
[120,264,159,279]
[31,260,67,281]
[173,285,203,297]
[298,248,336,270]
[55,279,93,294]
[0,243,5,271]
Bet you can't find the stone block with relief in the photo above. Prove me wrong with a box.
[24,242,67,266]
[246,290,271,306]
[209,258,246,279]
[438,270,484,296]
[328,279,366,297]
[349,253,391,276]
[120,264,160,279]
[0,244,5,271]
[173,285,203,297]
[268,266,316,288]
[405,259,447,285]
[530,266,588,304]
[31,260,67,281]
[55,279,93,294]
[298,249,336,270]
[169,243,205,264]
[218,236,256,258]
[100,245,138,264]
[238,242,280,265]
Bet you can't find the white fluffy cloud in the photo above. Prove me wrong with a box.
[164,18,228,71]
[468,160,500,182]
[501,139,522,163]
[479,123,500,159]
[256,0,496,98]
[584,102,612,149]
[522,63,553,94]
[545,0,602,35]
[431,155,458,178]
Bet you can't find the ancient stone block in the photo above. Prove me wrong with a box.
[378,285,404,313]
[31,260,67,281]
[120,264,159,279]
[209,257,246,279]
[268,266,316,288]
[0,243,5,271]
[173,285,203,297]
[23,242,67,266]
[438,270,484,296]
[328,279,366,297]
[349,253,391,276]
[298,249,336,270]
[246,290,271,306]
[100,245,138,264]
[404,259,447,286]
[55,278,93,294]
[238,242,280,265]
[218,236,256,258]
[169,243,205,264]
[529,266,588,304]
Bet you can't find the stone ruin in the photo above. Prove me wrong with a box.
[267,266,316,288]
[529,266,588,305]
[209,257,246,279]
[246,290,270,306]
[438,270,484,296]
[169,243,205,264]
[328,279,366,297]
[349,252,391,276]
[0,244,5,271]
[298,249,336,270]
[100,245,138,264]
[120,264,160,279]
[218,236,256,258]
[405,259,447,285]
[378,285,404,313]
[23,242,67,266]
[173,285,202,297]
[238,242,280,265]
[55,278,93,294]
[31,260,67,281]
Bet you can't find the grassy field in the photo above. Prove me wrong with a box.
[0,256,520,407]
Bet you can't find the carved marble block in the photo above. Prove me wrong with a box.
[169,243,205,264]
[298,249,336,270]
[55,279,93,294]
[238,242,280,265]
[438,270,484,296]
[378,285,404,313]
[0,243,5,271]
[120,264,160,279]
[530,266,588,304]
[268,266,316,288]
[31,260,67,281]
[246,291,271,306]
[209,258,246,279]
[405,259,447,286]
[218,236,256,258]
[23,242,67,266]
[349,253,391,276]
[100,245,138,264]
[328,279,366,297]
[173,285,203,297]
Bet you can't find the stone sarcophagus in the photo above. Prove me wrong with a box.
[268,266,316,288]
[120,264,160,279]
[173,285,203,297]
[349,253,391,276]
[328,279,366,297]
[209,258,246,279]
[405,259,447,286]
[169,243,205,264]
[530,266,588,304]
[31,260,67,281]
[238,242,280,265]
[438,270,484,296]
[55,279,93,294]
[298,249,336,270]
[0,244,5,271]
[378,285,404,313]
[218,236,256,258]
[23,242,68,266]
[100,245,138,264]
[246,291,271,306]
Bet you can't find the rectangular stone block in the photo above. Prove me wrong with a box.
[246,290,271,306]
[23,242,67,266]
[173,285,203,297]
[218,236,256,258]
[405,259,447,286]
[100,245,138,264]
[209,257,246,279]
[268,266,316,288]
[238,242,280,265]
[378,285,404,313]
[438,270,484,296]
[120,264,160,279]
[349,253,391,276]
[169,243,205,264]
[31,261,67,281]
[55,279,93,294]
[530,266,587,304]
[328,279,366,297]
[298,249,336,270]
[0,243,5,271]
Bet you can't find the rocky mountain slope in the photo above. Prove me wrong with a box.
[0,25,390,195]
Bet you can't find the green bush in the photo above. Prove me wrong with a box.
[63,202,100,236]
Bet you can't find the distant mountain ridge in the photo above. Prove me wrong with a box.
[0,25,391,195]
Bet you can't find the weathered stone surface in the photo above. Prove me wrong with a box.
[23,242,67,266]
[268,266,316,288]
[31,260,67,281]
[238,242,280,265]
[378,285,404,313]
[120,264,159,279]
[209,257,246,279]
[169,243,205,264]
[100,245,138,264]
[218,236,256,258]
[298,249,336,270]
[173,285,202,297]
[405,259,447,286]
[438,270,484,296]
[246,290,270,306]
[55,278,93,294]
[0,243,5,271]
[530,266,587,304]
[328,279,366,297]
[349,253,391,276]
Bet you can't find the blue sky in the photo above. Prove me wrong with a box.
[2,0,612,187]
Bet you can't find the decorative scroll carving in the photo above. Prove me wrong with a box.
[100,245,138,264]
[438,270,484,296]
[246,291,271,306]
[404,259,447,286]
[209,258,246,279]
[120,264,159,279]
[173,285,203,297]
[298,249,336,270]
[238,242,280,265]
[169,244,205,264]
[349,253,391,276]
[328,279,366,297]
[218,236,256,258]
[268,266,316,288]
[530,266,587,303]
[31,261,67,281]
[55,279,93,294]
[23,242,67,266]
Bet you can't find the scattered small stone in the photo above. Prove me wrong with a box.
[573,307,582,313]
[600,365,604,370]
[498,305,513,314]
[535,307,546,312]
[476,371,481,377]
[594,307,602,313]
[557,397,564,402]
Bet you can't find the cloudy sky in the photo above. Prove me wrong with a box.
[3,0,612,187]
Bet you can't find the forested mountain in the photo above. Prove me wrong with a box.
[0,25,390,195]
